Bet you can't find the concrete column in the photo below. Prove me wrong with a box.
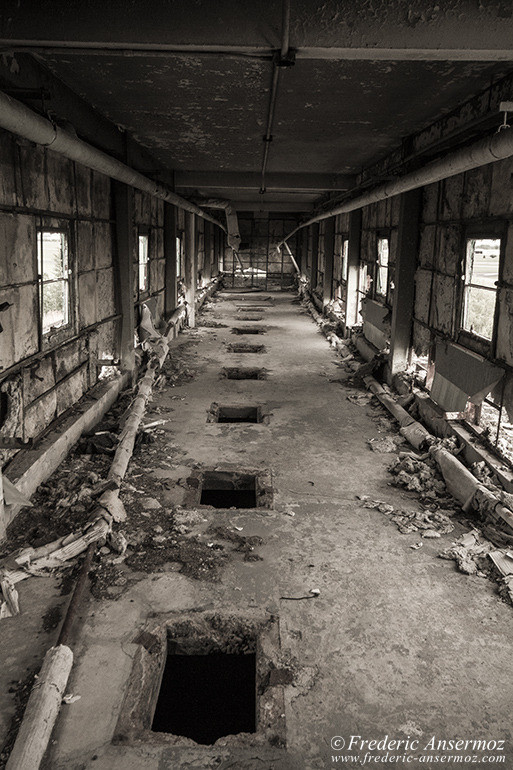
[113,181,135,374]
[344,209,362,334]
[204,221,212,281]
[389,189,422,376]
[323,216,335,311]
[164,203,178,317]
[0,465,5,541]
[184,211,196,327]
[310,223,319,291]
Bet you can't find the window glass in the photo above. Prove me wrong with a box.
[462,238,500,340]
[138,233,149,293]
[37,230,70,334]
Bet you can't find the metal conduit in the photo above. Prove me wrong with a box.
[277,125,513,247]
[260,0,291,194]
[0,90,226,232]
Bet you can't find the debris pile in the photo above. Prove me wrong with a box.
[358,496,454,537]
[439,530,493,576]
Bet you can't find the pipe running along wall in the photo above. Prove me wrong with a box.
[0,90,226,232]
[277,125,513,247]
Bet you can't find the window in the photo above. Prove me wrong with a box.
[461,237,501,341]
[37,229,70,336]
[341,238,349,282]
[138,232,149,294]
[176,235,182,278]
[375,237,389,300]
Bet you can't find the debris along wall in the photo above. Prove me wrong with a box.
[358,196,400,349]
[133,190,166,324]
[0,128,119,462]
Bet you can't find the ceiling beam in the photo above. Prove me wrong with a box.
[4,42,513,62]
[175,172,355,192]
[231,201,314,212]
[2,0,513,62]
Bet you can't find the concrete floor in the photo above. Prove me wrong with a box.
[7,290,513,769]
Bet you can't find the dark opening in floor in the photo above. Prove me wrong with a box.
[151,652,256,744]
[200,470,257,508]
[216,405,261,423]
[237,306,266,312]
[231,327,267,335]
[235,315,263,321]
[227,343,266,354]
[221,367,266,380]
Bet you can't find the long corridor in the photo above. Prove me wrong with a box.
[43,289,513,770]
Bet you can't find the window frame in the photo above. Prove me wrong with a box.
[374,232,390,304]
[36,222,75,348]
[457,221,506,355]
[137,228,150,297]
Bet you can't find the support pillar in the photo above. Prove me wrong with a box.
[0,465,5,541]
[310,223,319,292]
[164,203,178,317]
[389,189,422,376]
[113,181,135,375]
[204,221,212,281]
[184,211,196,327]
[323,217,335,311]
[344,209,362,335]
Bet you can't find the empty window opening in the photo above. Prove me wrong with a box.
[200,471,257,508]
[37,229,70,335]
[227,343,266,354]
[231,327,267,335]
[462,237,501,341]
[151,651,256,744]
[221,367,266,380]
[138,232,149,293]
[213,405,261,423]
[375,236,389,300]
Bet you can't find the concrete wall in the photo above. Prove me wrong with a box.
[0,129,119,462]
[0,129,192,467]
[410,159,513,416]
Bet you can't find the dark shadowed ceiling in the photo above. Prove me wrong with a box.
[1,0,513,214]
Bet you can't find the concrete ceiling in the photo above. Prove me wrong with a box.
[1,0,513,214]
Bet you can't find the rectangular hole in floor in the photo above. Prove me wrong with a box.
[227,343,266,354]
[221,367,266,380]
[235,315,263,321]
[215,405,261,423]
[231,327,267,335]
[200,470,257,508]
[237,306,266,313]
[151,651,256,744]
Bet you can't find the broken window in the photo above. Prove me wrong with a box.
[375,236,389,301]
[37,228,71,336]
[138,232,149,294]
[175,234,182,278]
[333,235,349,302]
[461,237,501,341]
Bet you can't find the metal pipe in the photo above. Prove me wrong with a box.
[278,125,513,246]
[260,0,290,193]
[0,90,225,231]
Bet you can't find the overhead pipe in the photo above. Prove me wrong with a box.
[260,0,291,194]
[0,90,226,232]
[277,124,513,246]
